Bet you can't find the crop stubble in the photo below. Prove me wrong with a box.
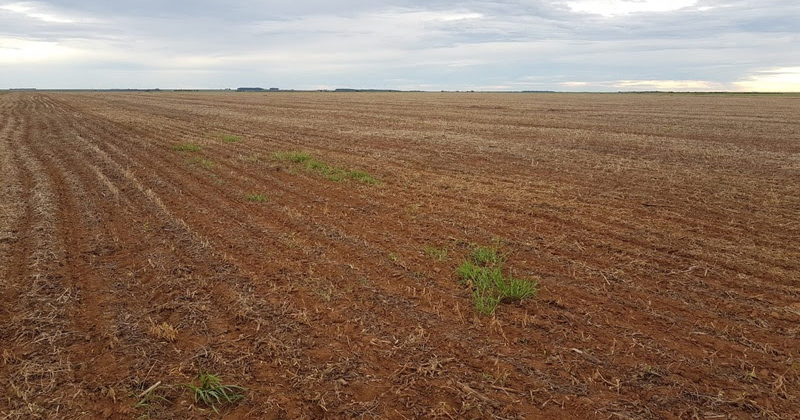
[0,91,798,418]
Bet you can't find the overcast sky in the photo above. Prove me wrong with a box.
[1,0,799,91]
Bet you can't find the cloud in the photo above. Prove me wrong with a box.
[0,2,75,23]
[566,0,700,17]
[0,0,799,90]
[562,81,589,87]
[614,80,725,90]
[0,37,80,63]
[734,67,800,92]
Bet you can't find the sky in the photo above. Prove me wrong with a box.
[1,0,799,91]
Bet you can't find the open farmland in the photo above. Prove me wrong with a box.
[1,91,798,418]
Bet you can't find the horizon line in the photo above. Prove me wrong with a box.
[4,88,799,94]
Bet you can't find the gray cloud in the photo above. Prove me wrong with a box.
[1,0,799,90]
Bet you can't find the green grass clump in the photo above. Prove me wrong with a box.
[188,157,214,169]
[172,143,202,152]
[274,151,312,163]
[470,245,504,266]
[274,151,379,184]
[246,193,268,202]
[133,383,169,417]
[423,245,448,261]
[220,134,242,143]
[456,245,537,315]
[347,170,379,184]
[184,371,246,413]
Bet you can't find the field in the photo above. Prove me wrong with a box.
[0,91,798,419]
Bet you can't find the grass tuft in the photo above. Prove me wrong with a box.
[496,276,537,302]
[184,371,246,413]
[274,151,379,184]
[246,193,269,203]
[188,157,214,169]
[133,382,169,418]
[470,245,504,266]
[220,134,242,143]
[423,245,448,261]
[172,143,202,152]
[347,170,379,184]
[456,245,537,315]
[474,293,502,316]
[274,151,312,163]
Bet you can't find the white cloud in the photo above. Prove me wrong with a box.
[734,67,800,92]
[0,37,80,63]
[613,79,726,90]
[473,85,512,91]
[0,2,75,23]
[431,12,483,22]
[566,0,699,17]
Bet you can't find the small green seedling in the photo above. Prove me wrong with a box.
[246,194,269,203]
[188,157,213,169]
[423,245,448,261]
[220,134,242,143]
[273,151,312,163]
[133,382,169,418]
[184,371,246,413]
[172,143,202,152]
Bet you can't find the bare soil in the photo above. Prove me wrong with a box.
[1,91,798,419]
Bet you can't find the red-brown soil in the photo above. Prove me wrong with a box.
[1,91,798,419]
